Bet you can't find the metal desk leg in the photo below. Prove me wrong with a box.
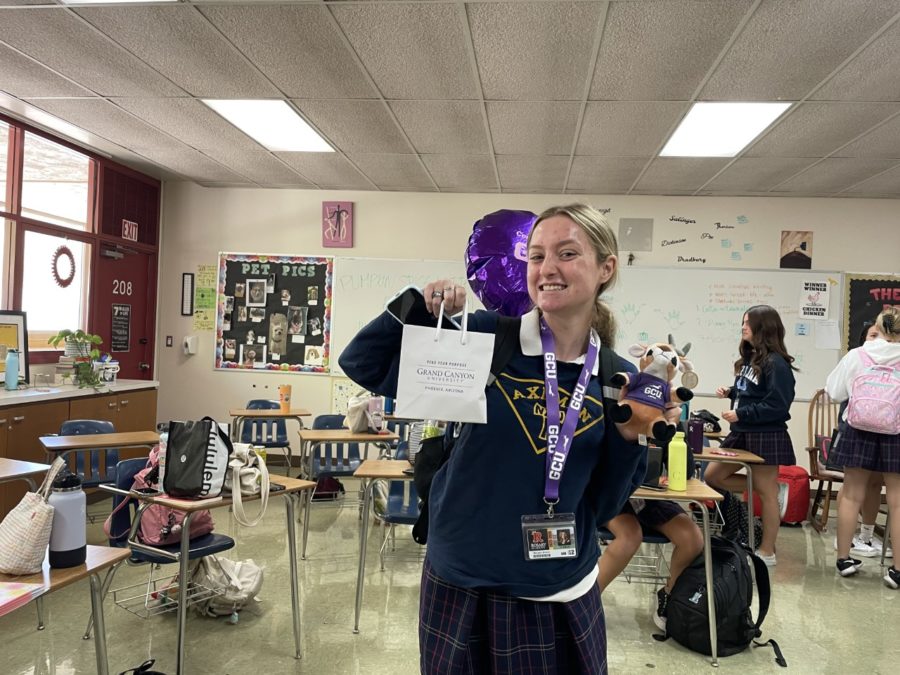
[882,509,891,568]
[89,572,110,675]
[695,500,718,667]
[302,485,312,560]
[285,494,302,658]
[175,513,194,675]
[353,478,374,634]
[35,597,44,630]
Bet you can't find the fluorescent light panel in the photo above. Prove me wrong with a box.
[660,102,791,157]
[202,100,332,153]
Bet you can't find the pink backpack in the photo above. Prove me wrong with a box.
[104,446,214,546]
[846,349,900,435]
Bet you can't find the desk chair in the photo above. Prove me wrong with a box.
[241,399,293,473]
[309,414,365,503]
[59,419,119,488]
[373,443,422,570]
[385,419,411,453]
[806,389,843,532]
[84,457,235,639]
[598,526,671,585]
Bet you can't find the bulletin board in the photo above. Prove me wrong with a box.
[844,273,900,353]
[214,253,333,373]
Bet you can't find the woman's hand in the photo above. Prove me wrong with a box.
[715,386,731,399]
[721,410,739,423]
[423,279,466,318]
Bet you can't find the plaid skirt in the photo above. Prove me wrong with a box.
[831,425,900,474]
[719,430,795,466]
[419,558,607,674]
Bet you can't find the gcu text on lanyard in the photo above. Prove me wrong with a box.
[520,318,600,561]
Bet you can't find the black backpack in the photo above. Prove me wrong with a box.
[656,536,786,666]
[411,317,620,544]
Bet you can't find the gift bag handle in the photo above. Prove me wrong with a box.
[435,298,469,345]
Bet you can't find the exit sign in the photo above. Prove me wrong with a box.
[122,219,139,242]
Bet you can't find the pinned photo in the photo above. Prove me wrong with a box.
[246,279,267,307]
[308,316,322,336]
[222,313,232,332]
[224,295,234,311]
[237,306,248,322]
[269,313,288,355]
[307,286,319,304]
[266,273,276,293]
[239,344,267,368]
[280,289,291,305]
[288,306,307,335]
[304,345,324,366]
[245,329,256,345]
[234,282,245,298]
[249,307,266,322]
[223,339,236,360]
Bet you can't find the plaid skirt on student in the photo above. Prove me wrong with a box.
[719,430,795,466]
[831,425,900,474]
[419,558,607,674]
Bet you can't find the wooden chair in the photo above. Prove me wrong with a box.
[807,388,843,532]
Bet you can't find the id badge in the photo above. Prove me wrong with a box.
[521,513,577,561]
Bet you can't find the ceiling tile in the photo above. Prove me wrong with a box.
[488,101,580,155]
[567,157,649,193]
[833,114,900,159]
[700,0,900,100]
[0,44,94,98]
[747,102,900,157]
[420,154,497,190]
[294,99,411,154]
[75,6,278,98]
[590,0,751,101]
[348,154,434,189]
[389,101,488,154]
[633,158,730,192]
[470,2,605,101]
[199,4,376,99]
[771,158,899,193]
[0,9,184,96]
[703,158,820,192]
[496,155,569,191]
[576,101,686,156]
[839,164,900,194]
[330,3,477,99]
[275,152,373,189]
[812,20,900,102]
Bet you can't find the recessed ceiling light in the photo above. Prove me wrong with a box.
[202,100,333,153]
[660,102,792,157]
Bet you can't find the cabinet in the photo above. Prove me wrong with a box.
[0,387,157,518]
[0,401,69,516]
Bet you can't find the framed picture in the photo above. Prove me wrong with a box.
[0,310,29,383]
[322,201,354,248]
[245,278,268,307]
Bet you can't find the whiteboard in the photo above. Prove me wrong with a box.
[331,257,481,374]
[606,267,843,398]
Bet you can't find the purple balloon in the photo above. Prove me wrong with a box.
[465,209,537,317]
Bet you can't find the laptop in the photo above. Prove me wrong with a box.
[641,443,664,490]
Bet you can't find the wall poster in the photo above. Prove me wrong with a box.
[844,273,900,353]
[215,253,333,373]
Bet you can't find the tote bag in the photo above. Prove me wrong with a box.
[164,417,231,499]
[395,302,494,423]
[0,457,67,574]
[224,443,270,527]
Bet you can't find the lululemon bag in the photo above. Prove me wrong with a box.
[164,417,231,499]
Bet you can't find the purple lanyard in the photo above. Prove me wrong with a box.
[540,318,599,512]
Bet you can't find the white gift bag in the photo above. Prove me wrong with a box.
[395,302,495,423]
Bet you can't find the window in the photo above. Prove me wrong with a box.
[21,229,91,351]
[21,132,90,230]
[0,121,8,214]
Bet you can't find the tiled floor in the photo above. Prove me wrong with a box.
[1,482,896,674]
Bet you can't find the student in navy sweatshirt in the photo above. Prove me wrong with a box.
[706,304,797,567]
[340,204,650,674]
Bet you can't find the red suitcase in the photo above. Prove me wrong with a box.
[746,465,810,524]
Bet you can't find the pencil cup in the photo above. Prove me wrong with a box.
[278,384,291,413]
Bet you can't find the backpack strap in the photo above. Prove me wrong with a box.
[598,345,621,415]
[750,550,772,630]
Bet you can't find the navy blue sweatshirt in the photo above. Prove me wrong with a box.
[339,309,647,597]
[727,353,795,432]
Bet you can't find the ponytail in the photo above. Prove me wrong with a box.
[593,299,616,348]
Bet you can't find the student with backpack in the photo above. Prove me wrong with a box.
[825,307,900,586]
[705,305,797,567]
[340,204,650,673]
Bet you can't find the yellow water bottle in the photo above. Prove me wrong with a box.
[668,431,687,492]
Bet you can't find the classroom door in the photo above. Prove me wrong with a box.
[93,246,156,380]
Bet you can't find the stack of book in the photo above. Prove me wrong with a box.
[56,355,76,382]
[0,582,44,617]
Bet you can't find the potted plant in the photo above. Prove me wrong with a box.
[48,329,104,388]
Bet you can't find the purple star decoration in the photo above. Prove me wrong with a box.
[465,209,537,317]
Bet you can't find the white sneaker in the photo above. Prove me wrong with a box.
[755,551,777,567]
[850,536,879,558]
[867,536,893,558]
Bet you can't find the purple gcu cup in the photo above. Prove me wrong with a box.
[688,418,704,453]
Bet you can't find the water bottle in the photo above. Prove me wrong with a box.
[383,396,395,416]
[687,418,704,454]
[668,431,688,492]
[48,471,87,568]
[158,432,168,489]
[5,348,18,391]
